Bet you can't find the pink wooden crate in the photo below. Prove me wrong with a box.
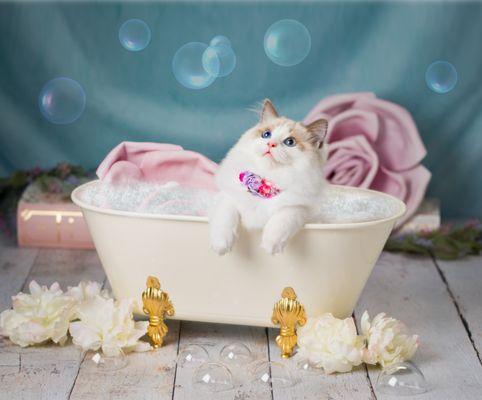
[17,201,94,249]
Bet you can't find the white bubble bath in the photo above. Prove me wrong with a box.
[76,180,402,224]
[72,180,405,327]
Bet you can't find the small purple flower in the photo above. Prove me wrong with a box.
[465,219,482,232]
[65,175,79,186]
[31,166,42,175]
[414,237,433,248]
[240,171,261,191]
[391,233,408,243]
[439,224,452,235]
[56,162,72,178]
[47,180,63,194]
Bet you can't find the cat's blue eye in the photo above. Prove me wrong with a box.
[283,137,296,147]
[261,130,271,139]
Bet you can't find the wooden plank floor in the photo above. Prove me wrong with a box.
[1,236,481,399]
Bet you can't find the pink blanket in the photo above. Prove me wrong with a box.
[96,142,218,191]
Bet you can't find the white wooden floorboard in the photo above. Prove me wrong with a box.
[26,249,104,289]
[0,343,82,400]
[172,321,272,400]
[436,256,482,364]
[69,320,180,400]
[0,249,105,400]
[355,252,482,400]
[0,246,38,310]
[0,244,39,383]
[268,329,375,400]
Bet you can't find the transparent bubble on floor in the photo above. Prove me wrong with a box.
[192,362,234,393]
[297,358,323,375]
[86,350,128,371]
[376,361,429,396]
[177,344,210,368]
[219,342,253,367]
[249,360,299,389]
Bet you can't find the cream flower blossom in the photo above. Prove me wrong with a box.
[297,314,365,374]
[0,281,76,347]
[361,311,418,367]
[69,296,150,357]
[66,281,111,303]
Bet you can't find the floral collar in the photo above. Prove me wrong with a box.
[239,171,281,199]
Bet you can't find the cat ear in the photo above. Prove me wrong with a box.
[260,99,279,122]
[304,118,328,148]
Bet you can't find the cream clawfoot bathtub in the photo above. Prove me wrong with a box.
[72,181,405,327]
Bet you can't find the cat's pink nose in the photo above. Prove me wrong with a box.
[268,142,277,148]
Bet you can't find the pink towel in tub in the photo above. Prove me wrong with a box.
[97,141,218,190]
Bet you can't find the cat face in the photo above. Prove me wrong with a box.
[240,99,328,167]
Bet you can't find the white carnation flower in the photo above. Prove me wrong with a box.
[297,314,365,374]
[361,311,419,367]
[66,281,111,303]
[69,296,150,357]
[0,281,76,347]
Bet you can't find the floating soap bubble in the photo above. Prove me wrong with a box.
[219,342,252,366]
[86,350,128,371]
[39,77,86,124]
[425,61,458,94]
[376,361,429,396]
[264,19,311,67]
[203,43,236,77]
[173,42,219,89]
[177,344,210,368]
[249,360,299,389]
[210,35,232,48]
[192,362,234,393]
[202,35,236,77]
[118,19,151,51]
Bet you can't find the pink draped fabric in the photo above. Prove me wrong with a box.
[96,141,218,190]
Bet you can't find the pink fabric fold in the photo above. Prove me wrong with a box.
[96,142,218,191]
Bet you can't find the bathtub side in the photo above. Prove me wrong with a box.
[81,208,395,327]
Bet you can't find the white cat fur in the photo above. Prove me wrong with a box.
[210,99,328,255]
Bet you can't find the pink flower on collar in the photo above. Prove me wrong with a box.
[239,171,280,199]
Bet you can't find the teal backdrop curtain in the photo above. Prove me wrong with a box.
[0,0,481,218]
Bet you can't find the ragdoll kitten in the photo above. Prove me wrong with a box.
[210,99,328,255]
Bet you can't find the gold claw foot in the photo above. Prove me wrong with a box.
[142,276,175,348]
[271,287,307,358]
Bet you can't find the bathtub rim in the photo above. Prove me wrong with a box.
[72,180,406,230]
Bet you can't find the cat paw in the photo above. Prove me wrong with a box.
[210,234,234,255]
[261,237,287,255]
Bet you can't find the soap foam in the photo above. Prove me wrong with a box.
[78,181,216,217]
[77,181,401,223]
